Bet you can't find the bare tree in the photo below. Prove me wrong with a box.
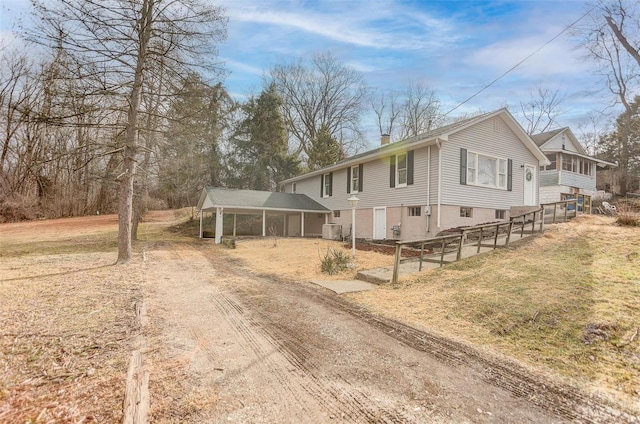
[519,85,566,134]
[578,0,640,195]
[270,52,369,159]
[372,82,442,143]
[398,82,441,140]
[371,91,401,140]
[29,0,226,263]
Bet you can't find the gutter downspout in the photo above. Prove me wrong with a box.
[436,139,442,229]
[426,145,431,234]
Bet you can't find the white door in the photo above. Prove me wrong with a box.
[373,207,386,240]
[523,164,537,206]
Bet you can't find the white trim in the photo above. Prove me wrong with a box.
[301,212,305,237]
[200,206,330,214]
[437,141,442,229]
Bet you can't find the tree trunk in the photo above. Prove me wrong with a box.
[117,0,154,264]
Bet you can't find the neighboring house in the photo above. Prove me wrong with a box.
[532,128,617,204]
[280,108,550,241]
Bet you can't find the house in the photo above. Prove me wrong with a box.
[532,127,616,204]
[280,108,550,241]
[196,187,330,244]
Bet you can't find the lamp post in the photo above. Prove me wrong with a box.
[348,195,359,258]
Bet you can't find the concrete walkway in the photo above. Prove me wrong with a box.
[311,279,378,294]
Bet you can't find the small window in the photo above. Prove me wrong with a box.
[322,173,332,197]
[333,210,341,218]
[408,206,421,217]
[545,154,557,171]
[460,207,473,218]
[350,165,359,193]
[397,153,408,187]
[495,209,506,219]
[292,183,296,193]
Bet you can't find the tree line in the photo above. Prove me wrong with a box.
[0,0,639,261]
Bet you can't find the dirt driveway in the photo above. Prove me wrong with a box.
[142,241,582,423]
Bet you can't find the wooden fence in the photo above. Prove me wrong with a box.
[391,208,544,284]
[541,193,591,224]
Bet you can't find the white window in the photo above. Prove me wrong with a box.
[466,151,508,190]
[396,153,407,187]
[292,183,296,193]
[323,173,331,197]
[334,210,340,218]
[408,206,421,217]
[351,165,359,193]
[460,207,473,218]
[495,209,506,220]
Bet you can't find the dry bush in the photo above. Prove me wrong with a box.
[614,201,640,226]
[0,193,40,223]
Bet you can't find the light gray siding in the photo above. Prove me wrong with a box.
[290,147,434,211]
[561,171,596,191]
[540,171,560,186]
[440,116,539,209]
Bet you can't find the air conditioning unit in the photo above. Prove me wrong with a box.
[322,224,342,240]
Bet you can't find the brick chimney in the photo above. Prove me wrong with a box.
[381,133,390,145]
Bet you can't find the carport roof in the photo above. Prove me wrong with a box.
[197,187,331,213]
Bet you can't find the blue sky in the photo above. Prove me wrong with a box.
[0,0,617,146]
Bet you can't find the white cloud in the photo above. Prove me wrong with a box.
[223,0,457,52]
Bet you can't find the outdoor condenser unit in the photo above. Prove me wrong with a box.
[322,224,342,241]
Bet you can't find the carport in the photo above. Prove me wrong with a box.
[196,187,331,244]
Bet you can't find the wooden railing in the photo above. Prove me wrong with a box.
[391,208,544,284]
[541,194,591,224]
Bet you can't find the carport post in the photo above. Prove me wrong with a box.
[215,207,223,244]
[199,210,203,238]
[301,212,305,237]
[283,214,287,236]
[233,214,237,237]
[262,210,266,237]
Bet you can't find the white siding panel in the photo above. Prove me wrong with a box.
[440,117,539,209]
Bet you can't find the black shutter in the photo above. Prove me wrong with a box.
[507,159,513,191]
[320,174,324,197]
[347,167,351,194]
[358,164,364,192]
[460,148,467,185]
[390,155,396,188]
[407,151,414,185]
[328,172,333,196]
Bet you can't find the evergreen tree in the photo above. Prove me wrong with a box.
[598,97,640,195]
[228,84,300,190]
[307,125,344,170]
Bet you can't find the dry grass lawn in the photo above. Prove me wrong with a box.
[225,237,395,281]
[224,215,640,410]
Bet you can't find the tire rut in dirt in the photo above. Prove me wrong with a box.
[316,290,639,424]
[209,289,413,423]
[208,291,311,417]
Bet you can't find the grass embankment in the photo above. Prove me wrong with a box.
[348,215,640,407]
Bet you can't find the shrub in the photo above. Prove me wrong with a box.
[616,213,640,227]
[320,248,351,275]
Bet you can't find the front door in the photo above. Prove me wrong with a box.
[523,164,536,206]
[373,207,386,240]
